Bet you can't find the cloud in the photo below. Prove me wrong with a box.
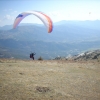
[3,9,12,12]
[11,10,18,14]
[48,11,62,17]
[4,14,14,20]
[48,10,100,21]
[48,11,70,22]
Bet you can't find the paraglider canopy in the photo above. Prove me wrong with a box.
[13,10,53,33]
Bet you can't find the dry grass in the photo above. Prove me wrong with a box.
[0,59,100,100]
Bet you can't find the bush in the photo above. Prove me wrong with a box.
[38,56,43,60]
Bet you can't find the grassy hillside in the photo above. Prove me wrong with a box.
[0,59,100,100]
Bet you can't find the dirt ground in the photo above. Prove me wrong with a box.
[0,59,100,100]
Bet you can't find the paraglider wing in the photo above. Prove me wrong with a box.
[37,11,53,33]
[13,11,53,33]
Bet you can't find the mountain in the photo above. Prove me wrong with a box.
[1,20,100,42]
[0,20,100,59]
[0,23,43,30]
[0,25,12,30]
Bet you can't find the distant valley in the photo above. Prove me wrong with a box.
[0,20,100,59]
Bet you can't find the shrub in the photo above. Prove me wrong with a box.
[38,56,43,60]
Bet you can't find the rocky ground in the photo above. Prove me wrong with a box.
[54,49,100,62]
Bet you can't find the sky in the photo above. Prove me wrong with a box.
[0,0,100,26]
